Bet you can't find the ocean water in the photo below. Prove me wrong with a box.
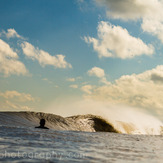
[0,112,163,162]
[1,126,163,163]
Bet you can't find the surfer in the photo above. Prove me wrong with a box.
[35,119,49,129]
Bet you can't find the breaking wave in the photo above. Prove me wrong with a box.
[0,111,162,135]
[0,112,118,133]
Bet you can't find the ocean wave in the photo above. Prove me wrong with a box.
[0,112,118,133]
[0,111,162,135]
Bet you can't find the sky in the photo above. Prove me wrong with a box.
[1,0,163,120]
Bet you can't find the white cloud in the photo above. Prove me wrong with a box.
[0,90,36,110]
[0,90,35,102]
[84,21,154,59]
[81,85,93,94]
[0,39,28,76]
[100,77,111,85]
[67,78,76,82]
[87,66,110,85]
[88,66,105,78]
[141,18,163,43]
[82,65,163,118]
[69,85,78,88]
[2,28,24,39]
[95,0,163,43]
[21,41,72,69]
[0,100,30,110]
[95,0,160,20]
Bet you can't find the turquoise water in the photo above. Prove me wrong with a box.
[1,126,163,162]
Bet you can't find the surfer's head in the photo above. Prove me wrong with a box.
[40,119,45,127]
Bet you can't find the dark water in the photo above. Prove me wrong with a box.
[0,126,163,163]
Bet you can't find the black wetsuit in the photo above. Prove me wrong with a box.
[35,126,49,129]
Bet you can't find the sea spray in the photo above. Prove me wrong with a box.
[46,99,163,135]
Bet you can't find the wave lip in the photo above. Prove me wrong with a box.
[67,114,118,132]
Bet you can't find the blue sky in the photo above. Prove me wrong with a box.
[1,0,163,119]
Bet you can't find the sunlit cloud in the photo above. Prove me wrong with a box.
[88,66,105,78]
[0,39,28,76]
[69,84,78,89]
[0,90,36,111]
[84,21,154,59]
[81,85,94,94]
[95,0,163,43]
[87,66,110,85]
[1,28,24,39]
[0,100,33,111]
[82,65,163,118]
[95,0,160,20]
[21,41,72,69]
[0,90,35,102]
[67,78,76,82]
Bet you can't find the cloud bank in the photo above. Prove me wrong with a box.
[82,65,163,118]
